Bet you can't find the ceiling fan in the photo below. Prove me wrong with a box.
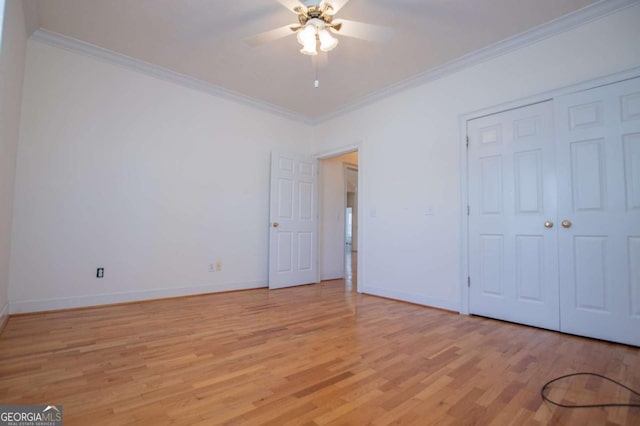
[244,0,393,56]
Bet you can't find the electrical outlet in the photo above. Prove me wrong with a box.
[215,261,222,272]
[96,268,104,278]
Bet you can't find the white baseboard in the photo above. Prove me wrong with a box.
[321,271,344,281]
[9,280,267,314]
[362,285,461,313]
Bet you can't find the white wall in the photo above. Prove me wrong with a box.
[0,0,28,322]
[9,40,312,313]
[313,5,640,311]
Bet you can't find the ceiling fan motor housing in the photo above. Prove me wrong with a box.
[296,3,335,27]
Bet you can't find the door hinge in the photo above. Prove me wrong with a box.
[467,205,470,216]
[467,276,471,287]
[466,135,469,147]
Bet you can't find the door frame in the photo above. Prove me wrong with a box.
[459,65,640,315]
[316,143,364,293]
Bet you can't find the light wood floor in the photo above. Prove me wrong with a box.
[1,278,639,425]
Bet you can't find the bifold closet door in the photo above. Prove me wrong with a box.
[468,101,560,331]
[555,77,640,347]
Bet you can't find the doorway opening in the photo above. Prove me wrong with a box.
[319,151,359,292]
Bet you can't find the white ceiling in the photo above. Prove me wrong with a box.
[32,0,601,120]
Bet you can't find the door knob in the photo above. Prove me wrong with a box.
[544,221,554,229]
[562,220,572,228]
[272,222,279,228]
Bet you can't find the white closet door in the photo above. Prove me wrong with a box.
[468,101,559,330]
[555,77,640,347]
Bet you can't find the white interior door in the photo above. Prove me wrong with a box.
[269,152,318,289]
[468,101,559,330]
[555,77,640,347]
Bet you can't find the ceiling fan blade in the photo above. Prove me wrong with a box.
[244,25,296,47]
[277,0,306,13]
[331,19,393,43]
[321,0,351,15]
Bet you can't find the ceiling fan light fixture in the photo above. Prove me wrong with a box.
[300,42,318,55]
[318,28,338,52]
[300,35,318,55]
[296,23,316,46]
[246,0,395,59]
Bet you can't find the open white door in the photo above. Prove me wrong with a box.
[269,152,318,289]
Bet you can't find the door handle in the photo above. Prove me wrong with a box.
[561,220,572,228]
[272,222,279,228]
[544,221,554,229]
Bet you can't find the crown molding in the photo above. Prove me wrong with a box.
[312,0,640,124]
[30,29,313,124]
